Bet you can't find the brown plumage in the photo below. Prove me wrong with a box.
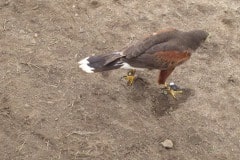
[79,28,208,86]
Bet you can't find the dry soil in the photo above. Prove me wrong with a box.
[0,0,240,160]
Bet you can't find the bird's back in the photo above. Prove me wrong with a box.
[123,29,208,59]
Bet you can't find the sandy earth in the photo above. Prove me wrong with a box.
[0,0,240,159]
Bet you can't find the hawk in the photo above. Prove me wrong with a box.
[78,29,208,98]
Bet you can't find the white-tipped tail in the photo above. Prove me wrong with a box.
[78,57,95,73]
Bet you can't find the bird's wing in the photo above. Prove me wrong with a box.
[122,50,191,70]
[123,28,178,59]
[122,29,193,70]
[103,52,124,66]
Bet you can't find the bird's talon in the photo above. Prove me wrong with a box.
[161,90,168,95]
[122,69,136,86]
[161,83,183,98]
[126,75,135,86]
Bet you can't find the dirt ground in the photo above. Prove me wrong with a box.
[0,0,240,159]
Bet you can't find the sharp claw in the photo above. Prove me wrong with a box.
[161,82,183,99]
[122,70,136,86]
[126,75,135,86]
[120,75,127,80]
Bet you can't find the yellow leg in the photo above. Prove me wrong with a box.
[162,82,183,99]
[123,69,136,86]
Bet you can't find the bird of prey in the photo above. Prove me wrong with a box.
[78,29,208,98]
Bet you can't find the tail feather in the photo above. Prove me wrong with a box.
[78,57,95,73]
[78,52,124,73]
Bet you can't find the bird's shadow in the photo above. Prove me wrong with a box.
[149,87,194,117]
[125,77,194,117]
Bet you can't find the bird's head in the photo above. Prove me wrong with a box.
[186,30,209,50]
[189,30,209,43]
[192,30,209,42]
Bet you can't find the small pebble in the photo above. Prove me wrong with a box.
[161,139,173,149]
[24,103,30,107]
[19,29,25,34]
[30,38,36,44]
[90,0,98,6]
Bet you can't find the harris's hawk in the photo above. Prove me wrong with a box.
[78,29,209,98]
